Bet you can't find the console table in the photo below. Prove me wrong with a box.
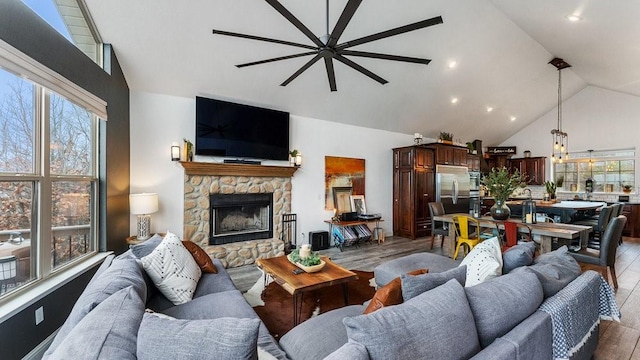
[324,219,384,251]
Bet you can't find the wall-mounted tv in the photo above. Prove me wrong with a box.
[195,96,290,161]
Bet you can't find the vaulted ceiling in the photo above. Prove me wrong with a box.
[83,0,640,146]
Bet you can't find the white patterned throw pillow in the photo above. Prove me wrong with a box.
[141,232,202,305]
[460,236,503,287]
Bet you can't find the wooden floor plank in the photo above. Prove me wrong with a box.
[595,323,640,360]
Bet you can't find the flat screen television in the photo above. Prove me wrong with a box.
[195,96,290,160]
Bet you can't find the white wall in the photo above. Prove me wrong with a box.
[500,86,640,186]
[130,91,414,241]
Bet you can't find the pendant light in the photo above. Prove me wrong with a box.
[549,58,571,164]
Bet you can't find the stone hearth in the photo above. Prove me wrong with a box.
[182,162,296,268]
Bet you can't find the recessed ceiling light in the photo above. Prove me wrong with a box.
[448,61,457,69]
[510,116,517,122]
[566,14,582,22]
[451,97,459,104]
[486,106,493,113]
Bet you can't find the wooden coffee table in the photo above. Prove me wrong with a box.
[256,255,358,326]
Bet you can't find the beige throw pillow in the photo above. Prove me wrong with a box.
[141,232,202,305]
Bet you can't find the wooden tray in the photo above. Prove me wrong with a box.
[287,254,326,273]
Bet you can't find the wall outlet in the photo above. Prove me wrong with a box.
[35,306,44,325]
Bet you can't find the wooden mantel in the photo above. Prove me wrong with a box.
[179,161,298,177]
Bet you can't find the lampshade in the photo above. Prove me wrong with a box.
[130,193,159,215]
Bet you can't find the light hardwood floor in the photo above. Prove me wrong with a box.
[227,235,640,359]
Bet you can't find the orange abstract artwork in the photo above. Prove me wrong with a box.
[325,156,365,212]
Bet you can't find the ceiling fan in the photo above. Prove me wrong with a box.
[212,0,443,91]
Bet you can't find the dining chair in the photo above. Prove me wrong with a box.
[0,255,17,294]
[570,215,627,289]
[452,215,482,260]
[574,205,613,249]
[428,202,448,250]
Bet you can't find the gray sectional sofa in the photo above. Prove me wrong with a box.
[42,245,288,359]
[279,247,618,360]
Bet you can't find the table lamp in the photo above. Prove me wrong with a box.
[130,193,159,240]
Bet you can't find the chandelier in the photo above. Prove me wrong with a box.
[549,58,571,164]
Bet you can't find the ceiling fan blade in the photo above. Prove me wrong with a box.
[327,0,362,47]
[334,54,387,85]
[324,57,337,91]
[337,16,443,50]
[265,0,325,48]
[281,54,323,87]
[236,51,317,68]
[340,50,431,65]
[212,29,317,50]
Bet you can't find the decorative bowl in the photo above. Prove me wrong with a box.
[287,254,326,273]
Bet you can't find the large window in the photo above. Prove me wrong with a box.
[554,149,635,193]
[0,66,98,298]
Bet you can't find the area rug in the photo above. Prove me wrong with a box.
[251,270,376,339]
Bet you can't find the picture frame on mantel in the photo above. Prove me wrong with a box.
[350,195,366,215]
[332,187,353,215]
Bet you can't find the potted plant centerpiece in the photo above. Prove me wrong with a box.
[482,167,524,220]
[544,180,557,201]
[623,184,633,194]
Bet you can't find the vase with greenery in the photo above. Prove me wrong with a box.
[623,184,633,194]
[482,167,524,220]
[544,180,557,200]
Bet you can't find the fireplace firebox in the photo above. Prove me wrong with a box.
[210,193,273,245]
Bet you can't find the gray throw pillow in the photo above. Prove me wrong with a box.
[44,258,148,357]
[513,246,581,298]
[137,314,260,360]
[401,265,466,301]
[502,242,536,274]
[325,340,370,360]
[464,271,544,348]
[46,286,145,360]
[131,233,164,258]
[344,279,480,360]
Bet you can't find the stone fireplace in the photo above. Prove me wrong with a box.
[182,162,297,268]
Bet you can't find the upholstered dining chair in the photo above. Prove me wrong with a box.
[0,255,17,294]
[428,202,448,250]
[452,215,482,260]
[574,205,613,249]
[570,215,627,289]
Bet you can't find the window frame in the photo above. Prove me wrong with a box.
[553,149,635,194]
[0,39,102,301]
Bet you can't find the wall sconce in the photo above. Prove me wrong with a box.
[130,193,159,240]
[171,143,180,161]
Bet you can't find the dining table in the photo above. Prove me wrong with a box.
[433,214,592,255]
[0,239,30,258]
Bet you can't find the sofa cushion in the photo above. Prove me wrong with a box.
[374,252,458,287]
[141,232,202,305]
[46,285,145,360]
[401,265,466,301]
[460,236,503,286]
[364,268,428,314]
[182,240,217,273]
[325,340,370,360]
[464,271,544,348]
[137,314,260,360]
[344,279,481,360]
[514,245,582,298]
[279,305,366,360]
[502,242,536,274]
[44,257,148,357]
[131,233,163,258]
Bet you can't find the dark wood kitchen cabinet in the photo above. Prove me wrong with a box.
[427,143,469,166]
[467,154,481,172]
[393,146,435,239]
[508,157,546,185]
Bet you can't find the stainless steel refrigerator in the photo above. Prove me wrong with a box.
[436,165,471,213]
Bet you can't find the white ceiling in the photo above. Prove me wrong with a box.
[83,0,639,146]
